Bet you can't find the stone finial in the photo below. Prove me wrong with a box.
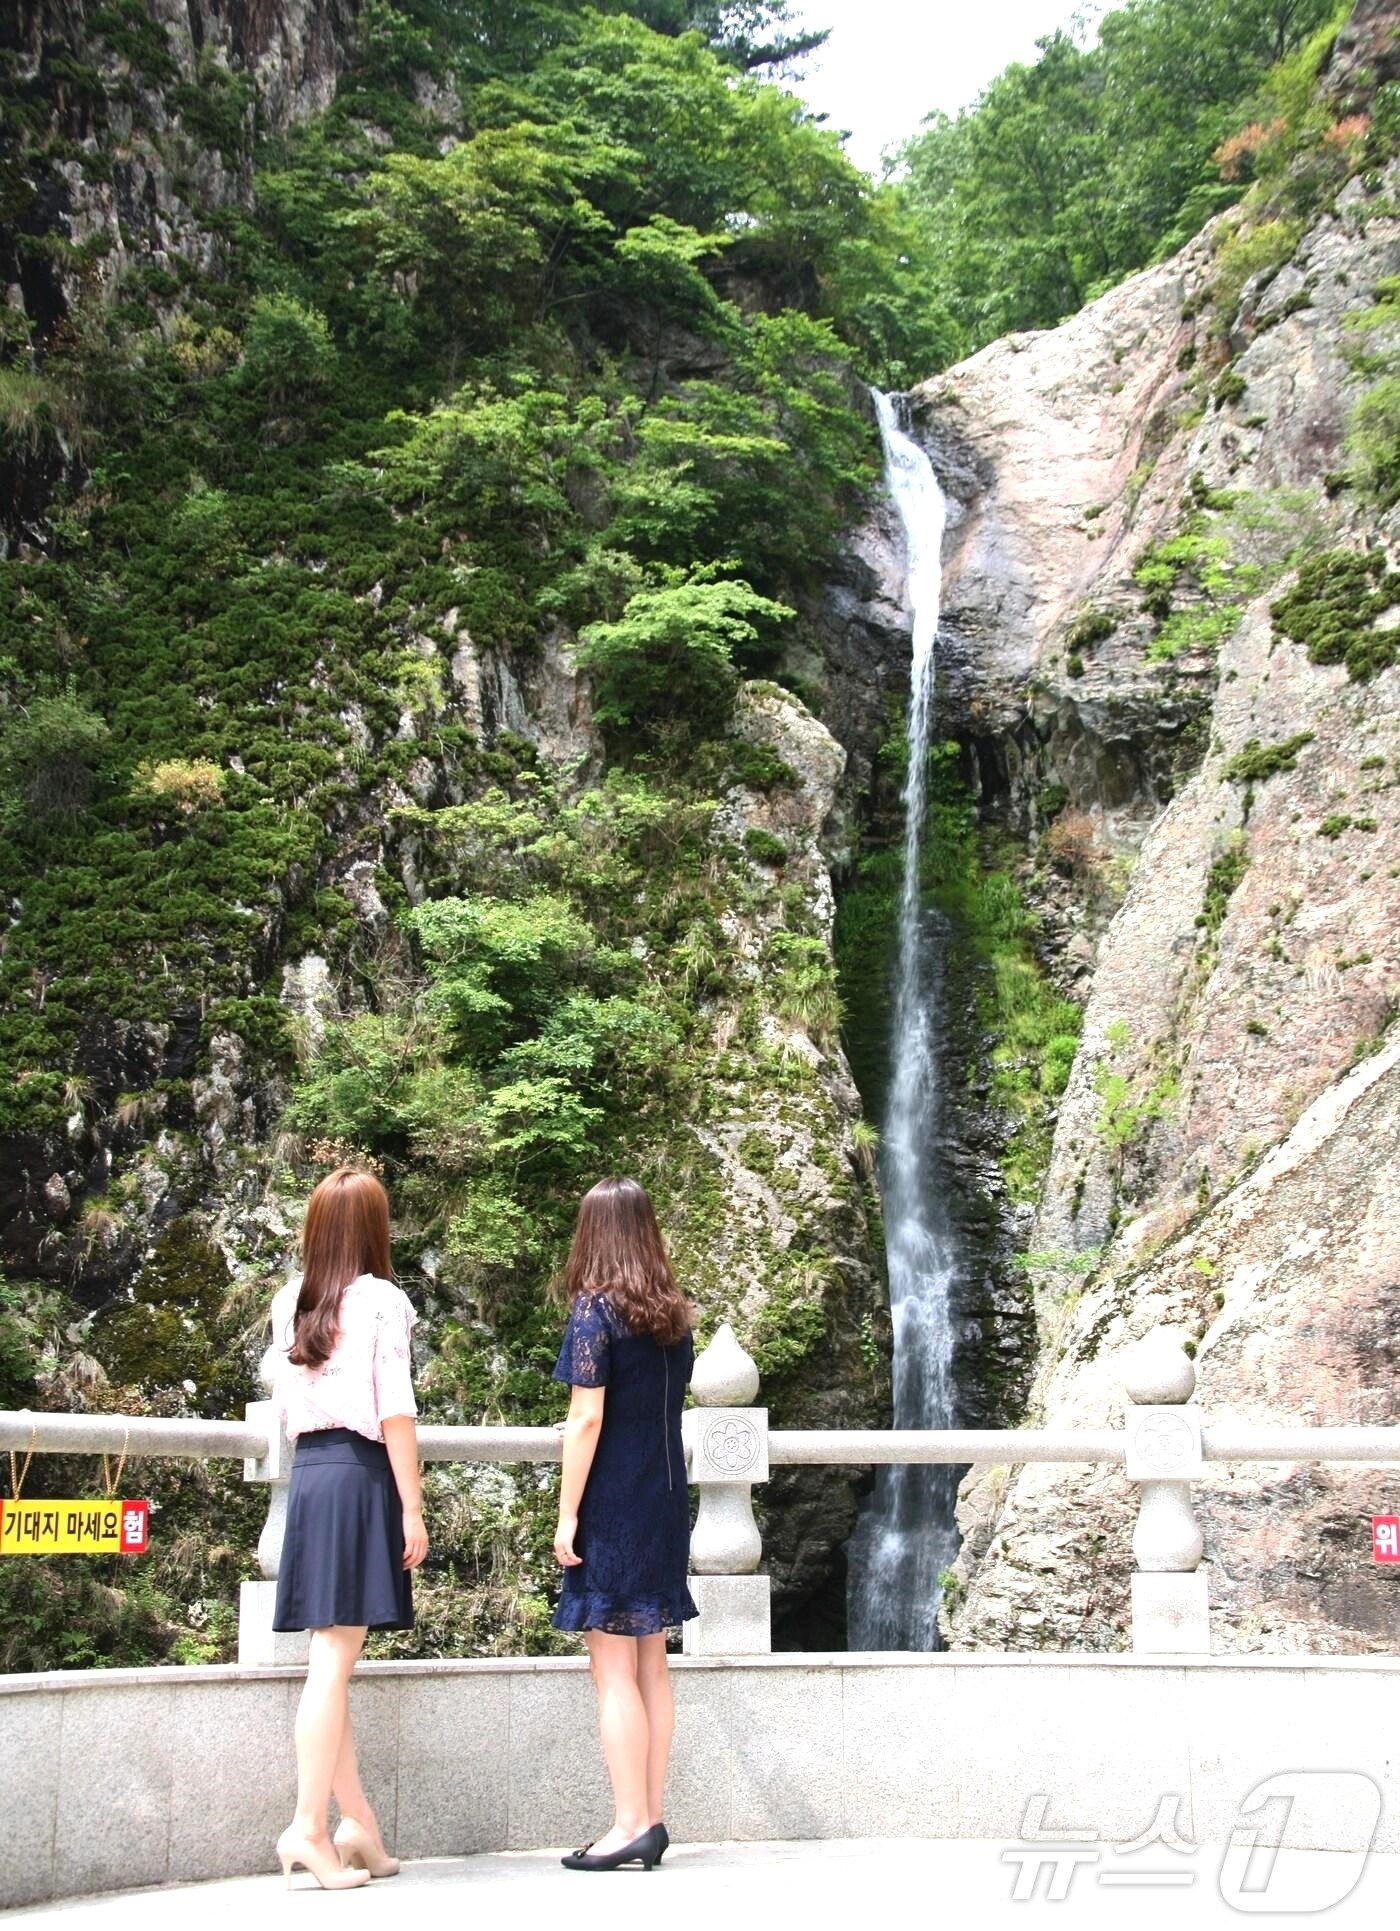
[691,1321,760,1407]
[1123,1329,1196,1406]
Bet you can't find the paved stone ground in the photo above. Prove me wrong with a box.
[10,1838,1397,1929]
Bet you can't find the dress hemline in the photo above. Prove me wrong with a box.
[552,1586,699,1635]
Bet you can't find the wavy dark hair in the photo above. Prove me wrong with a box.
[287,1166,393,1369]
[561,1176,691,1345]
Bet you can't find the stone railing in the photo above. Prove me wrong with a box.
[2,1325,1397,1661]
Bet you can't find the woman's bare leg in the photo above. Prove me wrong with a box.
[636,1634,673,1827]
[291,1625,366,1845]
[584,1630,651,1853]
[329,1690,386,1851]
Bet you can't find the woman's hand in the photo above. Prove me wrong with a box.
[554,1512,582,1566]
[402,1506,429,1570]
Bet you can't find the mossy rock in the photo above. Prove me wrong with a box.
[1223,732,1313,783]
[1271,550,1400,682]
[91,1217,231,1396]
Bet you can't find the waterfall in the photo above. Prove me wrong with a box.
[846,389,962,1651]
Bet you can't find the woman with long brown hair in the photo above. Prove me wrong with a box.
[266,1166,427,1891]
[551,1175,697,1873]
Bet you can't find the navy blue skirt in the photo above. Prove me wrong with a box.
[272,1428,414,1633]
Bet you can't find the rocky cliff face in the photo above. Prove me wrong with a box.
[2,0,375,546]
[0,1,891,1652]
[918,72,1400,1650]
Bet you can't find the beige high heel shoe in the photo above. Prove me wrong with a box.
[333,1815,401,1878]
[276,1826,372,1891]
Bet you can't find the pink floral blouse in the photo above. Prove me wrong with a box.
[269,1273,418,1444]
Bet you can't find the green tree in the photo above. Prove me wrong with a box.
[899,0,1340,353]
[0,680,110,825]
[577,575,793,731]
[238,293,336,412]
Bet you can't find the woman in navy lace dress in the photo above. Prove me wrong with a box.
[551,1176,697,1872]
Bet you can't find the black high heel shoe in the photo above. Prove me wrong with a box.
[656,1823,669,1862]
[561,1824,663,1872]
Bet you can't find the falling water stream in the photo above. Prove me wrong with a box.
[846,390,962,1650]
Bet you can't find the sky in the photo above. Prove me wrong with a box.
[785,0,1094,174]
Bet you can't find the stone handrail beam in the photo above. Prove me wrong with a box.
[1200,1426,1400,1460]
[4,1319,1398,1667]
[0,1411,269,1458]
[5,1412,1397,1469]
[766,1428,1128,1464]
[416,1425,562,1463]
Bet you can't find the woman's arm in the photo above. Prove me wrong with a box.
[553,1383,605,1566]
[382,1414,429,1569]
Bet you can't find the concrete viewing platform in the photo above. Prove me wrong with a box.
[9,1837,1399,1929]
[3,1652,1396,1911]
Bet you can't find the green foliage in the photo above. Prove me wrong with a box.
[1343,276,1400,506]
[0,678,111,824]
[1223,732,1314,783]
[0,1,904,1144]
[287,766,717,1293]
[1092,1021,1178,1163]
[1271,549,1400,681]
[743,826,789,867]
[722,737,797,790]
[0,1276,66,1408]
[1210,215,1304,310]
[898,0,1340,353]
[1197,835,1250,935]
[238,294,336,412]
[1065,607,1117,653]
[1348,376,1400,505]
[90,1219,243,1407]
[578,577,792,733]
[1133,522,1247,659]
[1318,810,1369,838]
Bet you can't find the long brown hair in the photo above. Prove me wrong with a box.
[562,1176,690,1345]
[288,1166,393,1368]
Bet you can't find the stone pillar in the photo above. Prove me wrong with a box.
[238,1392,309,1667]
[1123,1330,1209,1655]
[683,1322,771,1655]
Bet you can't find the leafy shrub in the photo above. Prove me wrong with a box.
[1045,810,1099,878]
[0,367,84,456]
[724,739,798,792]
[1093,1020,1177,1167]
[131,758,226,814]
[1066,608,1117,653]
[0,681,110,823]
[743,826,789,868]
[1211,216,1304,312]
[238,294,336,411]
[1037,781,1069,821]
[577,577,793,735]
[1347,375,1400,506]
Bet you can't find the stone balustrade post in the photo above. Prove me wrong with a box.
[1123,1330,1209,1655]
[682,1321,771,1655]
[238,1351,310,1666]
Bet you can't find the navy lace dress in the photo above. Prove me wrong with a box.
[552,1289,699,1636]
